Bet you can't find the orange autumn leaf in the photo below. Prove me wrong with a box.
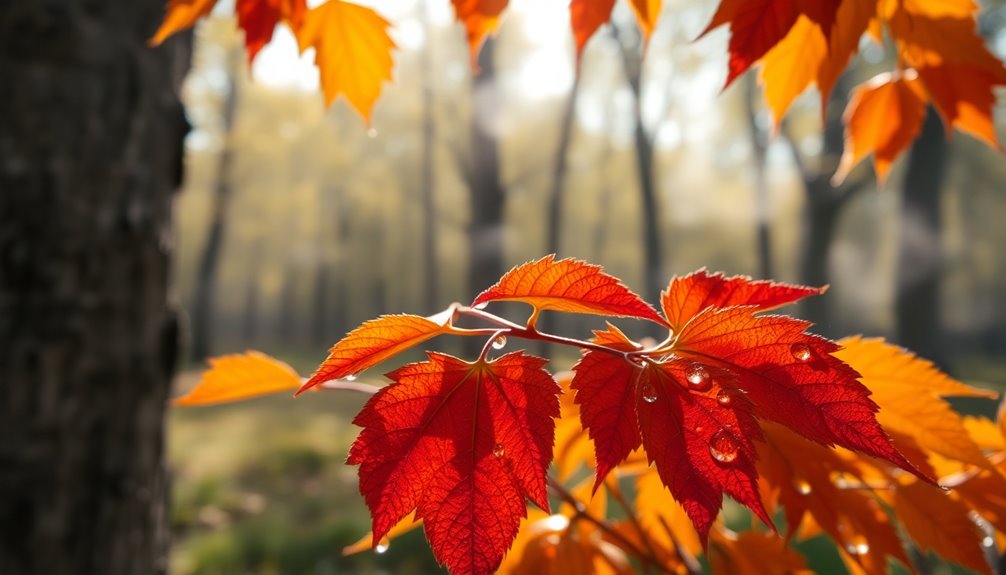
[472,255,667,327]
[627,0,662,43]
[298,313,450,394]
[296,0,395,121]
[835,336,996,470]
[833,73,928,185]
[173,351,301,406]
[883,0,1006,147]
[342,512,421,555]
[149,0,218,46]
[451,0,509,65]
[709,530,813,575]
[893,480,991,574]
[570,0,616,60]
[635,468,703,559]
[963,415,1005,451]
[758,0,875,123]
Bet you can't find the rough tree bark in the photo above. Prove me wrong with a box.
[895,107,947,366]
[0,0,189,573]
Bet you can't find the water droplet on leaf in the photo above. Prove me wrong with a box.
[794,479,812,495]
[686,363,711,391]
[716,389,732,406]
[491,335,507,350]
[345,373,359,382]
[983,536,995,548]
[694,425,704,433]
[709,430,738,463]
[375,536,390,554]
[473,302,489,310]
[641,384,657,403]
[845,538,869,556]
[791,343,812,362]
[493,443,505,458]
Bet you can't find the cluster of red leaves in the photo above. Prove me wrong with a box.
[177,256,1006,574]
[151,0,1005,177]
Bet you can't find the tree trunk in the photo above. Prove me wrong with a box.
[190,46,241,360]
[419,0,439,314]
[0,1,189,573]
[467,39,505,297]
[895,107,947,366]
[545,73,580,258]
[614,27,663,304]
[744,75,773,279]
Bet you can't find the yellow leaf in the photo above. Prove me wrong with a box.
[963,415,1005,451]
[553,372,596,481]
[635,469,703,558]
[628,0,662,42]
[297,0,395,121]
[836,336,996,470]
[710,530,813,575]
[149,0,219,46]
[893,480,991,573]
[173,351,301,406]
[342,512,421,555]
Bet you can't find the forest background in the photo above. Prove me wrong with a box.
[137,0,1006,572]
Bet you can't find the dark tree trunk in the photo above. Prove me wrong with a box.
[0,0,189,573]
[545,73,580,258]
[419,0,439,313]
[744,75,773,279]
[614,27,663,304]
[895,108,947,366]
[467,39,505,297]
[190,47,241,360]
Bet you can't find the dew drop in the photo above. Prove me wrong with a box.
[716,389,732,406]
[375,536,390,554]
[844,538,869,556]
[345,373,359,382]
[641,384,657,404]
[367,127,379,139]
[491,335,507,350]
[694,425,704,433]
[493,443,505,458]
[686,363,712,391]
[709,430,739,463]
[790,343,812,362]
[794,479,812,495]
[982,536,995,548]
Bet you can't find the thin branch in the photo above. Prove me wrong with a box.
[317,379,380,395]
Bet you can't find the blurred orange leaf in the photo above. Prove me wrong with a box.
[149,0,218,46]
[173,351,301,406]
[893,480,991,574]
[833,73,928,185]
[627,0,662,42]
[451,0,508,65]
[296,0,395,121]
[570,0,616,59]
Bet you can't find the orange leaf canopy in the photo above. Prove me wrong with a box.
[472,255,666,326]
[296,0,395,122]
[348,352,559,574]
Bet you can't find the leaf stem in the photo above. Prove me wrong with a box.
[317,379,380,395]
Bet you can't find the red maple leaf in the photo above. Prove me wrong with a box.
[572,272,930,542]
[348,351,559,574]
[237,0,306,64]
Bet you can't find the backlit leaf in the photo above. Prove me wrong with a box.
[570,0,616,60]
[627,0,662,42]
[836,336,997,469]
[893,480,991,574]
[833,73,928,185]
[296,0,395,121]
[173,351,301,406]
[237,0,306,63]
[348,351,559,574]
[451,0,509,65]
[298,314,450,395]
[661,269,824,333]
[472,255,666,326]
[149,0,218,46]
